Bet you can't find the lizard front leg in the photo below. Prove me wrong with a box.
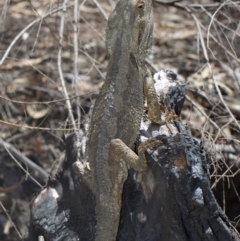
[109,137,163,172]
[72,160,96,195]
[94,136,163,241]
[144,68,165,124]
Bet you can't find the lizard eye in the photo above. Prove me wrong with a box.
[137,0,144,9]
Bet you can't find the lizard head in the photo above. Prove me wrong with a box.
[106,0,153,59]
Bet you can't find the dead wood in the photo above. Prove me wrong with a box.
[118,121,239,241]
[23,121,240,241]
[22,71,240,241]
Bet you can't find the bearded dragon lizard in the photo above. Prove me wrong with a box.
[72,0,163,240]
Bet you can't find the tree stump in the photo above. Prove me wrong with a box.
[23,71,240,241]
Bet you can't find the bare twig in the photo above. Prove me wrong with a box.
[167,2,240,65]
[0,201,23,239]
[1,0,10,21]
[0,119,73,131]
[80,16,105,41]
[58,0,77,132]
[223,177,226,213]
[185,2,240,8]
[186,95,227,139]
[92,0,108,20]
[0,3,73,66]
[0,139,46,187]
[0,94,81,105]
[200,6,240,40]
[185,7,240,130]
[28,0,45,52]
[206,1,228,59]
[154,0,182,5]
[73,0,81,129]
[211,162,240,189]
[213,119,233,143]
[79,48,106,79]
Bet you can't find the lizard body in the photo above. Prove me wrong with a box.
[73,1,163,240]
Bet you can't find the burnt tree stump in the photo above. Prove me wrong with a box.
[118,121,238,241]
[23,71,240,241]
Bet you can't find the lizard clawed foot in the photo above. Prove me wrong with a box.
[109,138,147,172]
[138,137,164,165]
[72,161,94,191]
[72,161,85,176]
[139,137,163,149]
